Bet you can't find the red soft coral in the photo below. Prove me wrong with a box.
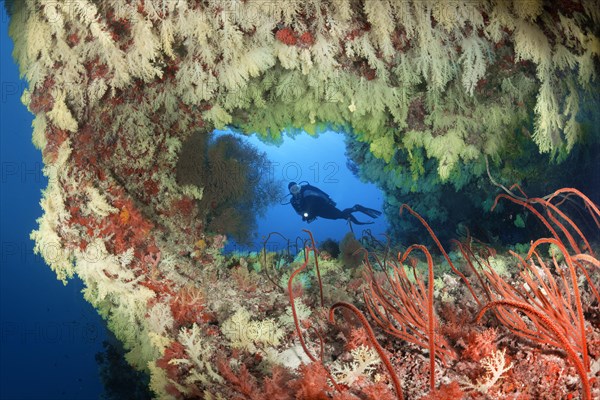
[170,285,212,328]
[345,327,371,351]
[155,341,189,398]
[298,31,315,46]
[288,362,332,400]
[262,366,295,400]
[419,382,465,400]
[217,358,261,399]
[360,382,397,400]
[275,28,297,45]
[216,359,294,400]
[462,328,498,362]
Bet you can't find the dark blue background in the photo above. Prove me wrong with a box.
[1,7,106,400]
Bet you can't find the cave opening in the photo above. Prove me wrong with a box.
[176,126,389,254]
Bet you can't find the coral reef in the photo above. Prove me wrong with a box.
[5,0,600,399]
[345,122,600,248]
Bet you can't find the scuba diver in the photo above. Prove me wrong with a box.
[287,181,382,225]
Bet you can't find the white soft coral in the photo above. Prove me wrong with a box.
[331,345,381,387]
[461,349,513,394]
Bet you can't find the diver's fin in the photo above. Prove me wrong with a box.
[348,216,374,225]
[353,205,382,219]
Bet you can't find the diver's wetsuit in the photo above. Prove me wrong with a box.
[290,183,381,225]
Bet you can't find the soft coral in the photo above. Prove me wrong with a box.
[170,285,213,328]
[216,358,294,400]
[287,362,332,400]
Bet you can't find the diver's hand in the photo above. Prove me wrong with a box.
[302,215,316,223]
[301,211,314,223]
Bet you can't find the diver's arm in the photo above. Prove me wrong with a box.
[303,215,316,223]
[290,198,303,216]
[299,198,315,223]
[301,200,317,223]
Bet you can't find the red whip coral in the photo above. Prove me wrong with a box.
[476,300,590,399]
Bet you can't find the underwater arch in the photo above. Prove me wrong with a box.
[5,0,600,398]
[185,127,390,252]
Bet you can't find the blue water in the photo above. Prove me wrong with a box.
[1,10,106,400]
[215,129,388,253]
